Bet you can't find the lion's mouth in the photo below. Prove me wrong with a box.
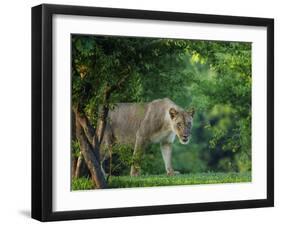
[179,137,189,144]
[182,135,189,142]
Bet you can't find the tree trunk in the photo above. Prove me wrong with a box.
[72,71,130,187]
[74,153,90,178]
[74,108,101,163]
[74,154,83,178]
[71,156,78,179]
[75,111,107,189]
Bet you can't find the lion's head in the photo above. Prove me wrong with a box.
[169,107,195,144]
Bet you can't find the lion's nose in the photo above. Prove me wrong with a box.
[183,135,188,139]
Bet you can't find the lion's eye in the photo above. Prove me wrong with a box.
[177,123,182,127]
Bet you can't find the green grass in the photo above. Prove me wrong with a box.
[72,172,251,190]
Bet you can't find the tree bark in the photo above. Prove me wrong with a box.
[72,152,90,178]
[94,105,109,147]
[74,109,95,147]
[75,112,107,189]
[71,156,78,179]
[74,107,101,162]
[74,154,83,178]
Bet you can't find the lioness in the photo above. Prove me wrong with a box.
[101,98,195,176]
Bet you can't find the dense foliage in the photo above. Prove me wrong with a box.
[72,35,252,179]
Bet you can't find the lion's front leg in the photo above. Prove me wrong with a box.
[130,136,146,176]
[160,142,176,176]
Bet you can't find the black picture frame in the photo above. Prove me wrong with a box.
[31,3,274,222]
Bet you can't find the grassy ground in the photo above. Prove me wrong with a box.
[72,172,251,190]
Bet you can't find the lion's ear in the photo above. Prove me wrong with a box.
[169,108,178,119]
[187,107,195,117]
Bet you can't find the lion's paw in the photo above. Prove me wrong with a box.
[167,170,180,176]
